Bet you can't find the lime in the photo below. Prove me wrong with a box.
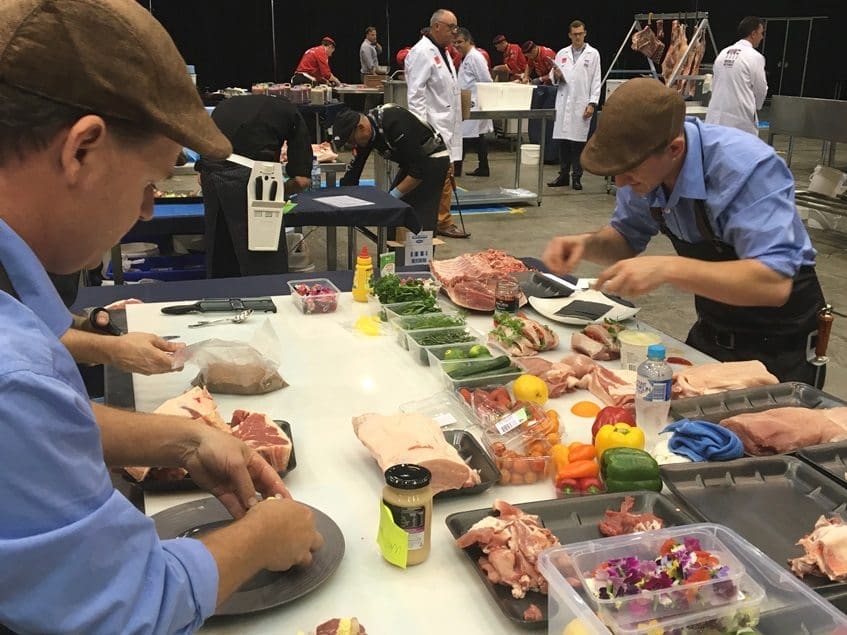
[443,348,466,360]
[468,344,491,358]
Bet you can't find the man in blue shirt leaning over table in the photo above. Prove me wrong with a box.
[0,1,322,634]
[543,78,827,386]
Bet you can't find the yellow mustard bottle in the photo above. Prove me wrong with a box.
[382,464,433,566]
[351,245,373,303]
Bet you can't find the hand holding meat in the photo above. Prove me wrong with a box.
[244,497,324,571]
[543,235,588,275]
[183,426,291,518]
[108,331,185,375]
[594,256,674,297]
[583,104,595,120]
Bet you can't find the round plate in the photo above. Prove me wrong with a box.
[153,497,345,616]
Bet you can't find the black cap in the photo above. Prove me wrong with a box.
[521,40,535,54]
[332,109,363,145]
[385,464,431,490]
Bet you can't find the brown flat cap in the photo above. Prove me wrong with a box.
[582,78,685,176]
[492,34,506,44]
[0,0,231,159]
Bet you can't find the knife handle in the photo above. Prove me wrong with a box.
[816,309,834,358]
[161,303,201,315]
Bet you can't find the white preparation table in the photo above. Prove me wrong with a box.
[127,296,712,634]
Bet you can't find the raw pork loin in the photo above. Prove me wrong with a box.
[429,249,529,311]
[352,412,480,494]
[516,353,596,398]
[456,500,560,599]
[673,361,779,398]
[720,407,847,455]
[231,409,293,471]
[790,516,847,582]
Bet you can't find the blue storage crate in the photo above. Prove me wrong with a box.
[106,254,206,282]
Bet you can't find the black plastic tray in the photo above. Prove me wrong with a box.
[437,430,500,499]
[125,420,296,492]
[444,492,698,629]
[660,455,847,594]
[796,440,847,488]
[669,382,846,424]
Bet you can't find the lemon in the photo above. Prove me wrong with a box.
[513,374,548,405]
[562,618,594,635]
[354,315,382,336]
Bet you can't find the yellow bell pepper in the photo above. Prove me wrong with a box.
[594,422,645,458]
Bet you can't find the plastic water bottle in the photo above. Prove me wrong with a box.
[635,344,673,442]
[310,156,321,191]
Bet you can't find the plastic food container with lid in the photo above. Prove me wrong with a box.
[287,278,340,314]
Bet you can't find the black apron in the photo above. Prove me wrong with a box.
[650,201,826,386]
[196,159,289,279]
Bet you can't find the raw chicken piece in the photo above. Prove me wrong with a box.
[599,495,665,537]
[790,516,847,581]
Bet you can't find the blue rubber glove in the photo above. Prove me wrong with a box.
[389,187,403,199]
[661,419,745,462]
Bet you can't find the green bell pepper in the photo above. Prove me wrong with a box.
[600,447,662,493]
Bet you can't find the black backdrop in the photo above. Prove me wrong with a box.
[141,0,846,99]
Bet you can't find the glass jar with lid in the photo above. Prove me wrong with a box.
[381,464,433,566]
[494,276,520,314]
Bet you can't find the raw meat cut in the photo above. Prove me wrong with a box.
[662,20,683,86]
[570,322,622,360]
[515,353,596,398]
[631,24,665,64]
[523,604,543,621]
[315,618,367,635]
[429,249,529,311]
[230,409,293,471]
[685,31,706,97]
[720,407,847,455]
[577,366,637,407]
[352,412,480,494]
[456,500,560,599]
[598,495,665,537]
[673,361,778,398]
[490,312,559,357]
[790,516,847,582]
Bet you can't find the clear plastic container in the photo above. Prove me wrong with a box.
[391,311,466,349]
[441,364,523,392]
[287,278,340,314]
[379,301,442,323]
[406,326,479,366]
[539,523,847,635]
[398,392,474,430]
[569,527,746,627]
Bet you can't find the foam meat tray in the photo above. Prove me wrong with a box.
[125,420,297,492]
[669,381,846,424]
[437,429,500,499]
[660,455,847,595]
[796,440,847,488]
[445,491,698,629]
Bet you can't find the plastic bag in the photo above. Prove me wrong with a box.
[173,319,288,395]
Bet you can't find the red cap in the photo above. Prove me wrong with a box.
[492,34,506,44]
[322,36,336,46]
[358,245,370,258]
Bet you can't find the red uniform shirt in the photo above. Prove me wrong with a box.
[503,43,527,77]
[479,47,492,69]
[295,45,332,82]
[528,45,556,82]
[447,44,462,70]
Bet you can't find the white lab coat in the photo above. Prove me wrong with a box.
[405,36,463,161]
[550,43,601,142]
[706,39,767,136]
[459,47,494,139]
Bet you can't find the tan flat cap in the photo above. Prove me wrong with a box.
[0,0,231,159]
[581,78,685,176]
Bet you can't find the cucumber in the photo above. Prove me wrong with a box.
[445,355,512,379]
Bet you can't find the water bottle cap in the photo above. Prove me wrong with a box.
[647,344,666,359]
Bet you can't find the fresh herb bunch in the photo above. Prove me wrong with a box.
[402,314,466,330]
[374,274,439,304]
[413,330,476,346]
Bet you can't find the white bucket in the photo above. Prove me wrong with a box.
[286,232,313,271]
[521,144,540,165]
[618,330,663,372]
[809,165,847,198]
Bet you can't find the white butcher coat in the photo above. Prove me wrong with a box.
[458,46,494,139]
[550,43,601,142]
[706,39,767,136]
[405,36,463,161]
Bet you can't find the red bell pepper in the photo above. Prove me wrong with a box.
[591,405,636,441]
[577,476,604,495]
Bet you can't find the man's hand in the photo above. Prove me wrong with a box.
[594,256,674,297]
[553,66,564,82]
[246,498,324,571]
[108,332,185,375]
[583,103,595,119]
[543,235,589,275]
[182,426,291,518]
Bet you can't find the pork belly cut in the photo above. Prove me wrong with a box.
[721,406,847,455]
[231,409,292,471]
[352,412,480,495]
[577,366,637,407]
[674,360,778,398]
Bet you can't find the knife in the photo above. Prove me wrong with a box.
[161,297,277,314]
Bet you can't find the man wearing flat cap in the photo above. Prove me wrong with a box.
[0,1,322,632]
[520,41,556,85]
[293,36,341,86]
[335,105,451,233]
[543,78,827,385]
[491,34,527,81]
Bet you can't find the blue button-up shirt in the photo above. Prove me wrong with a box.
[0,220,217,634]
[610,117,815,278]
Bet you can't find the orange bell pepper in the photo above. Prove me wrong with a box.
[567,442,596,462]
[594,422,645,459]
[556,459,599,480]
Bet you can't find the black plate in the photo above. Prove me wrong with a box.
[513,271,576,299]
[660,456,847,594]
[154,497,344,616]
[437,430,500,499]
[796,440,847,488]
[445,492,698,629]
[125,420,296,492]
[669,382,846,424]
